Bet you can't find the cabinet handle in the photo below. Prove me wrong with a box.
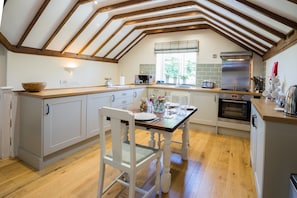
[252,115,257,128]
[46,104,50,115]
[134,91,137,98]
[111,95,115,102]
[214,95,216,102]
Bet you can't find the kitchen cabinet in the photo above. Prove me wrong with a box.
[250,104,265,197]
[43,96,87,155]
[18,95,88,169]
[111,90,133,110]
[190,92,218,126]
[86,92,112,138]
[250,103,297,198]
[131,88,147,109]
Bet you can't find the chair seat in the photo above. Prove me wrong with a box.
[106,142,159,165]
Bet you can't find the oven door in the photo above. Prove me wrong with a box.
[218,99,251,121]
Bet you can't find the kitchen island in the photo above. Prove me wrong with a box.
[250,98,297,198]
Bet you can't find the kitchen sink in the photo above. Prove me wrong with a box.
[173,84,195,89]
[107,85,129,89]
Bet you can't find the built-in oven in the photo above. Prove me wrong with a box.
[218,93,251,122]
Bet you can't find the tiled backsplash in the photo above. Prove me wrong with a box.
[139,63,222,88]
[196,64,221,88]
[139,64,156,75]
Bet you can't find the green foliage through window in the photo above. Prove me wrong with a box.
[156,52,197,85]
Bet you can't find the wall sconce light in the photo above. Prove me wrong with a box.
[64,63,77,75]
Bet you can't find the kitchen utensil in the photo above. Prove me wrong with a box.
[284,85,297,116]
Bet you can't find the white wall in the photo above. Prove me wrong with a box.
[6,51,119,90]
[265,43,297,95]
[118,29,263,84]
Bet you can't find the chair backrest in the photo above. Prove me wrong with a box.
[170,91,190,105]
[98,107,136,169]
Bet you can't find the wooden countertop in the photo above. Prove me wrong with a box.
[17,84,262,99]
[251,98,297,125]
[17,85,147,99]
[148,84,262,96]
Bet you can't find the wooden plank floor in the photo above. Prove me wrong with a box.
[0,129,256,198]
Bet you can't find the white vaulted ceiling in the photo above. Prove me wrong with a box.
[0,0,297,63]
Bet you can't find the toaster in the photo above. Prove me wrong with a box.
[202,80,215,88]
[284,85,297,116]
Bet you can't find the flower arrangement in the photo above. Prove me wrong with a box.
[149,94,166,113]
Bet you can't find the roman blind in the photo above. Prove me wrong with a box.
[154,40,199,54]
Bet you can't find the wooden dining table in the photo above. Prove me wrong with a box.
[132,107,198,193]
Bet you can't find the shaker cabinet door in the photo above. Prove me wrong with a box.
[190,92,218,125]
[86,92,112,137]
[43,96,87,155]
[131,88,147,110]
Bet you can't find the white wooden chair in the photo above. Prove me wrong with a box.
[157,91,191,147]
[97,107,161,198]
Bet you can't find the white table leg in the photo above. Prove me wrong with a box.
[148,131,155,148]
[161,132,172,193]
[181,119,189,160]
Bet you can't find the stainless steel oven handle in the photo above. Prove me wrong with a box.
[222,99,248,104]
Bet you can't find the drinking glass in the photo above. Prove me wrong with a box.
[177,95,188,116]
[164,95,172,118]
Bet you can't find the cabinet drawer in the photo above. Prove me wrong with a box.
[111,90,133,108]
[112,97,133,108]
[112,90,133,98]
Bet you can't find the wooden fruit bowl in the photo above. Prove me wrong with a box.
[22,82,47,92]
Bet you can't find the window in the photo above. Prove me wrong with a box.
[156,52,197,85]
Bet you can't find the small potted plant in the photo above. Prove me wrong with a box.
[180,75,188,84]
[165,73,170,83]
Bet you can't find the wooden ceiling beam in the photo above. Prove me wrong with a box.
[87,0,274,59]
[78,1,198,55]
[203,14,270,50]
[0,33,117,63]
[288,0,297,4]
[113,1,197,20]
[77,17,113,55]
[236,0,297,29]
[144,24,209,35]
[209,0,286,39]
[104,11,202,58]
[140,20,265,56]
[61,0,153,54]
[135,18,205,30]
[16,0,51,48]
[125,11,201,25]
[105,9,269,59]
[104,28,136,58]
[115,32,146,60]
[263,30,297,60]
[91,20,126,57]
[41,0,92,50]
[208,23,265,56]
[194,1,277,46]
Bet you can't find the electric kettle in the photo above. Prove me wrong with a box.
[284,85,297,116]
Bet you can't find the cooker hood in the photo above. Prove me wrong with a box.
[220,51,252,60]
